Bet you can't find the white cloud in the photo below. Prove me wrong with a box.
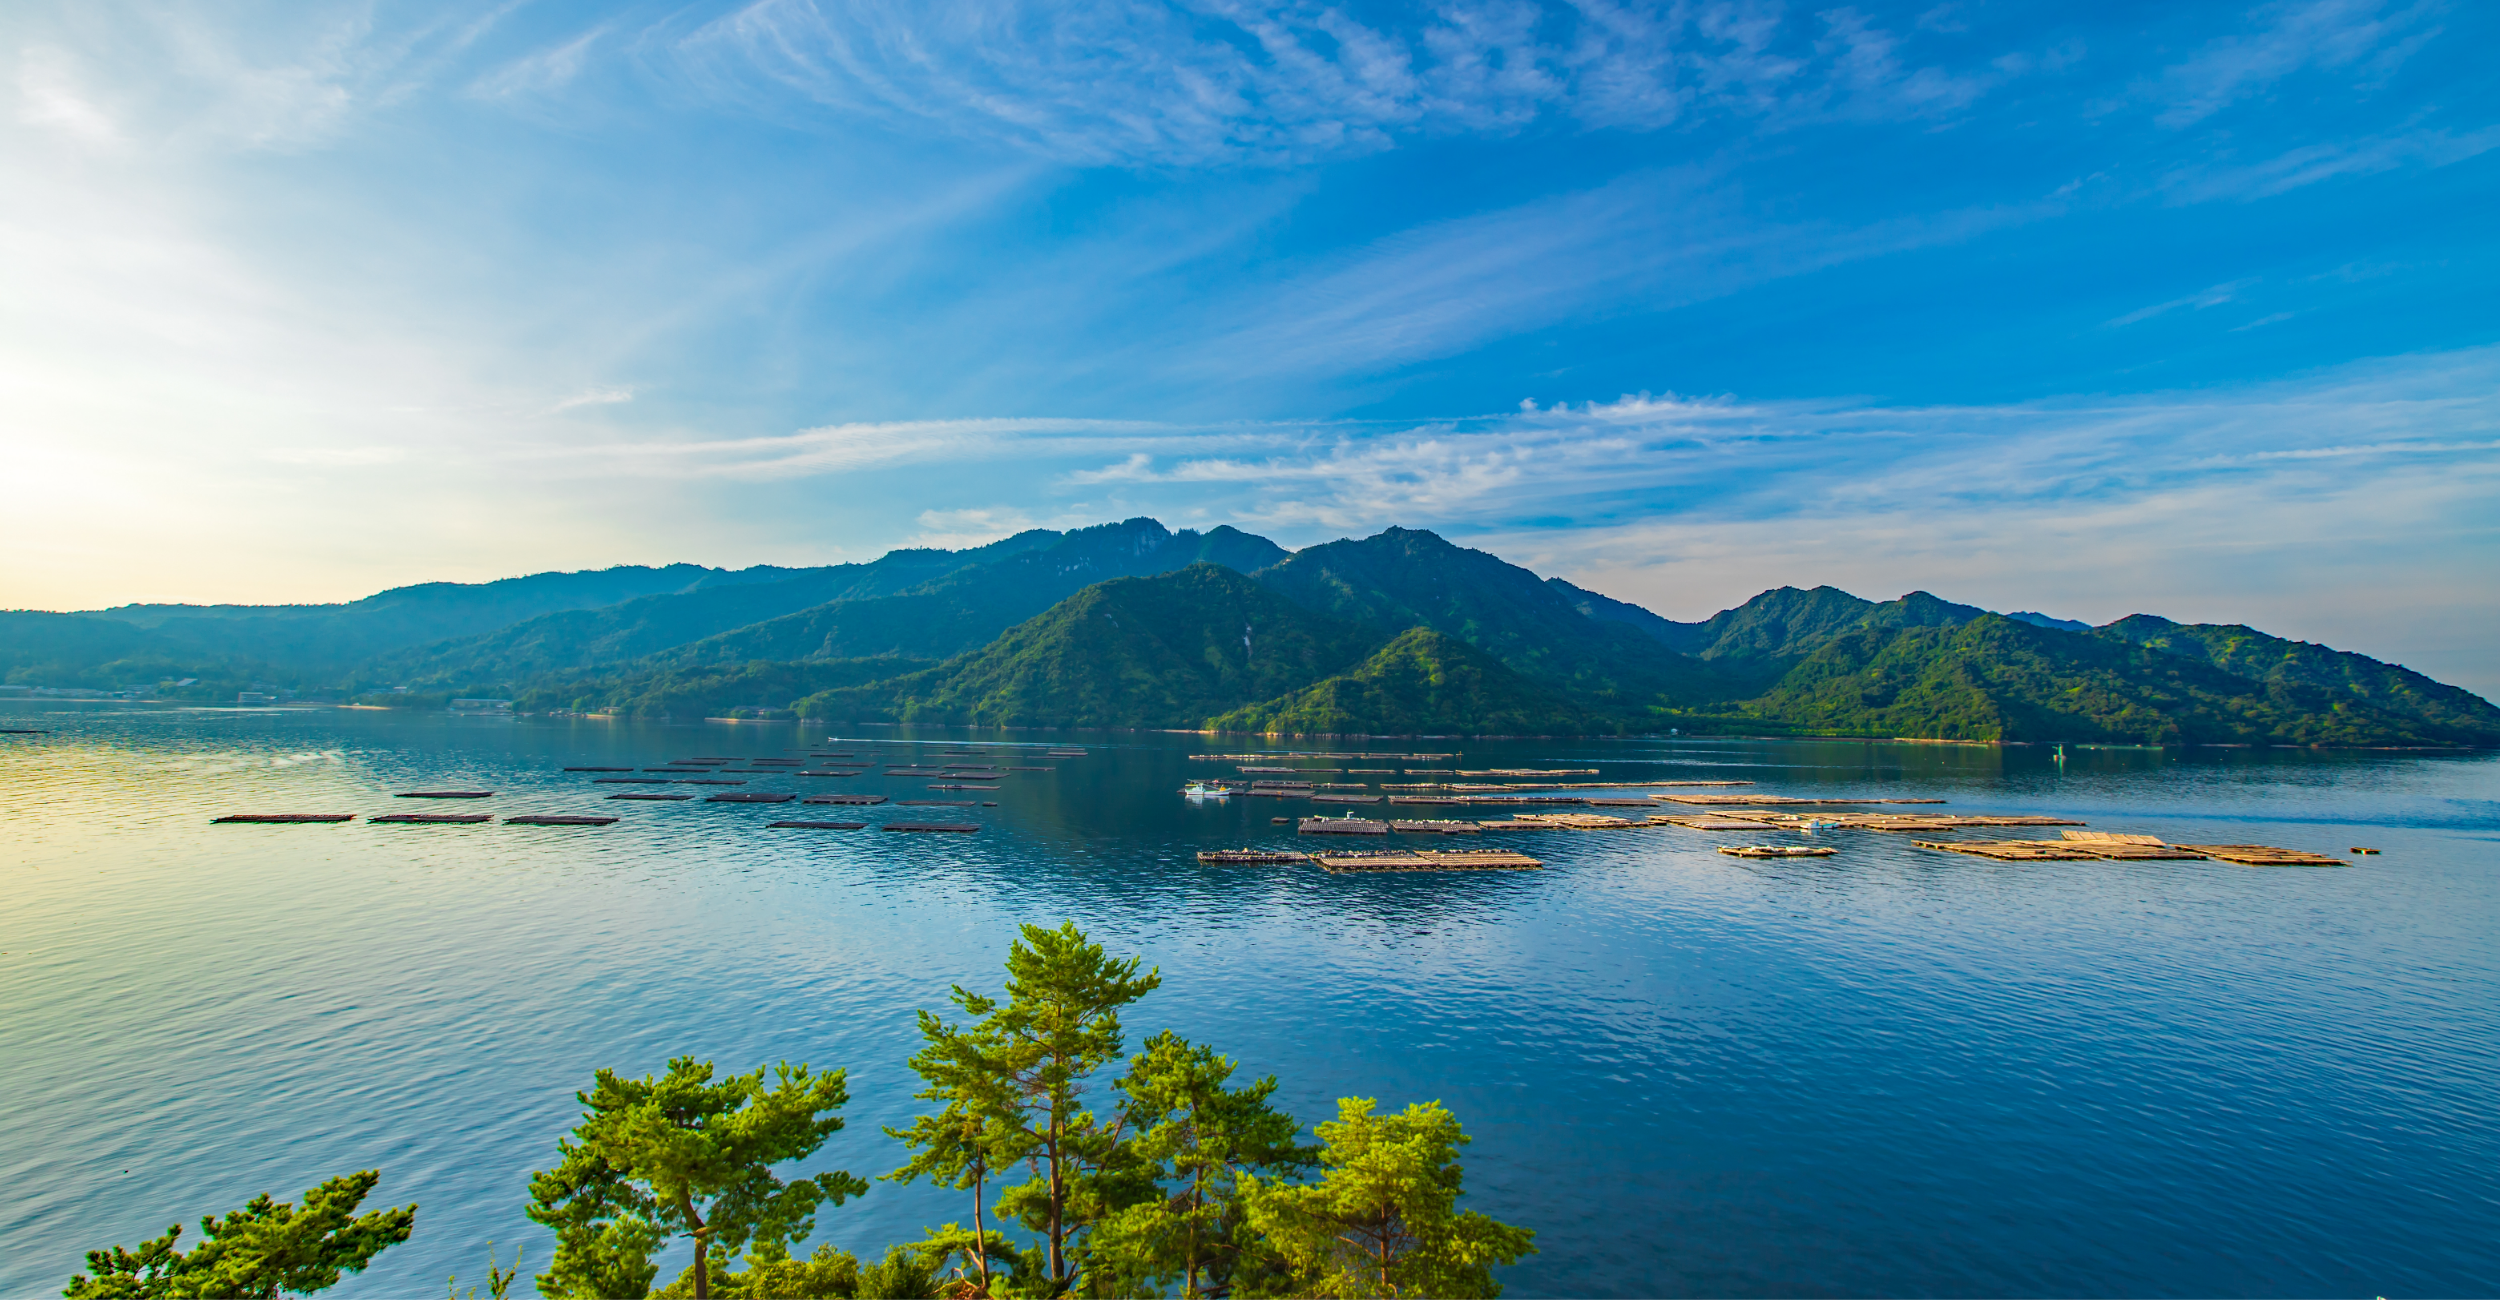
[909,507,1041,548]
[551,386,635,412]
[17,47,120,144]
[667,0,2036,166]
[2150,0,2436,129]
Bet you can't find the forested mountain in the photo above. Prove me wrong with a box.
[794,564,1376,729]
[6,519,2490,746]
[1207,629,1591,736]
[77,562,846,671]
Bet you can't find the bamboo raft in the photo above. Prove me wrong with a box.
[608,793,692,801]
[2173,843,2345,866]
[882,822,980,833]
[1913,839,2103,861]
[1197,849,1312,864]
[768,820,866,830]
[1719,845,1838,858]
[928,784,1001,791]
[396,790,494,799]
[1312,793,1383,804]
[506,815,617,827]
[1656,794,1949,806]
[211,813,353,824]
[1511,812,1640,830]
[705,792,795,803]
[1299,817,1389,836]
[370,812,492,824]
[1389,820,1479,834]
[673,779,748,786]
[1313,849,1543,872]
[806,794,888,805]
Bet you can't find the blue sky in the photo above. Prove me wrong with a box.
[4,0,2496,691]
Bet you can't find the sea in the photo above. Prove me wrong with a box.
[3,703,2495,1298]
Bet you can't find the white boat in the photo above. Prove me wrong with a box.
[1182,782,1231,799]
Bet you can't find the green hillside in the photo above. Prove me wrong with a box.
[795,564,1378,728]
[373,530,1062,690]
[1697,614,2467,745]
[2093,615,2500,745]
[664,520,1288,671]
[1253,527,1732,711]
[1209,628,1592,736]
[508,657,936,719]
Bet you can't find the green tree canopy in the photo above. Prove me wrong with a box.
[528,1056,868,1300]
[1090,1031,1319,1298]
[1242,1099,1534,1299]
[886,921,1161,1296]
[65,1169,415,1300]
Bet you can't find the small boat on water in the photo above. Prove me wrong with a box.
[1183,782,1233,799]
[1719,844,1838,858]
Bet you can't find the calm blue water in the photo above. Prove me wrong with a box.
[3,704,2496,1298]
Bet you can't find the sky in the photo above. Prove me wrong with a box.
[3,0,2495,693]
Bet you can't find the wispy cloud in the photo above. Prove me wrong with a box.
[551,386,634,412]
[2148,0,2437,128]
[666,0,2040,166]
[2106,278,2256,327]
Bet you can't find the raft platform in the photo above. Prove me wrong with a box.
[506,814,617,826]
[1198,849,1312,864]
[806,794,889,805]
[371,812,492,825]
[706,792,795,803]
[397,790,494,799]
[212,813,353,824]
[882,822,979,833]
[596,778,670,784]
[1313,848,1543,873]
[769,820,867,830]
[1719,845,1837,858]
[1390,820,1479,834]
[1914,839,2104,861]
[1299,817,1388,835]
[564,766,635,772]
[608,793,692,801]
[2174,843,2344,866]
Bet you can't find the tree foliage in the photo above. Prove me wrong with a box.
[64,1170,415,1299]
[528,1057,867,1300]
[1242,1099,1534,1299]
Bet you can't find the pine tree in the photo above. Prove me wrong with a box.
[529,1057,867,1300]
[1242,1099,1534,1299]
[65,1170,415,1299]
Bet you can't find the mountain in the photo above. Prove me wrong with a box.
[634,521,1289,670]
[1251,527,1730,713]
[1710,614,2479,745]
[2008,611,2091,632]
[509,657,937,719]
[794,563,1377,728]
[2093,615,2500,745]
[76,563,832,671]
[0,611,184,685]
[1207,628,1592,736]
[374,530,1065,690]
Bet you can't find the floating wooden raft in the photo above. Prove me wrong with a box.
[1312,793,1382,804]
[1657,794,1949,806]
[565,766,636,772]
[1,728,52,734]
[1390,820,1479,834]
[608,793,692,801]
[902,799,978,807]
[769,820,866,830]
[596,778,671,785]
[371,812,492,824]
[1657,815,1783,829]
[506,815,617,827]
[1299,817,1389,836]
[1388,795,1472,805]
[673,779,748,786]
[707,792,795,803]
[1314,849,1542,873]
[1197,849,1311,864]
[2053,831,2208,860]
[1719,845,1837,858]
[882,822,980,833]
[1475,820,1557,831]
[807,794,889,806]
[1914,839,2103,861]
[801,770,867,777]
[397,790,494,799]
[2173,843,2345,866]
[1046,750,1086,756]
[1514,812,1640,830]
[212,813,353,824]
[748,758,805,766]
[929,783,1001,791]
[1458,768,1598,776]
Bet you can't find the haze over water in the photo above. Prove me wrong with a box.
[4,704,2496,1298]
